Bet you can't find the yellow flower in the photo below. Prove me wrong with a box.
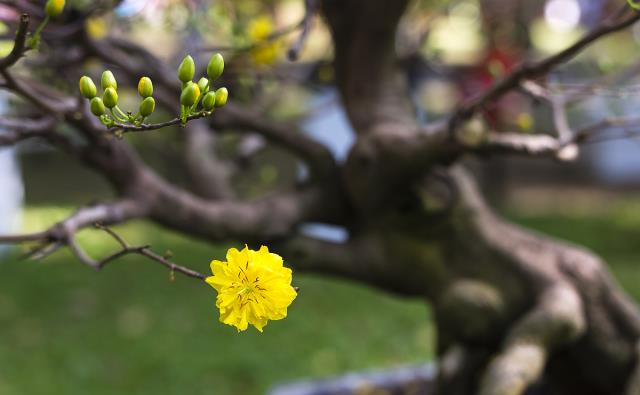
[248,16,273,42]
[85,17,107,39]
[206,245,297,332]
[247,16,280,66]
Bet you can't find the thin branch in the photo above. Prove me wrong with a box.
[94,224,206,280]
[0,13,29,69]
[25,240,64,260]
[475,116,640,159]
[110,111,214,133]
[287,0,318,61]
[479,132,562,157]
[0,69,75,113]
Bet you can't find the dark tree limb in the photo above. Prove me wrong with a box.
[0,116,57,145]
[0,13,29,68]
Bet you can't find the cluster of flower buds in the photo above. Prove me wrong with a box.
[79,70,157,127]
[79,53,227,129]
[178,53,228,123]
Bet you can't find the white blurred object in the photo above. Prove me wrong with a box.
[298,89,353,243]
[545,0,581,32]
[0,91,23,255]
[303,89,354,163]
[0,148,23,255]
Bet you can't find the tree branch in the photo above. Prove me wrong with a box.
[0,13,29,69]
[212,103,336,178]
[0,199,147,267]
[93,224,206,280]
[0,68,76,113]
[474,116,640,159]
[448,6,640,131]
[110,111,214,133]
[0,116,57,146]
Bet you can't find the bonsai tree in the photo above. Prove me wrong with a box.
[2,0,640,394]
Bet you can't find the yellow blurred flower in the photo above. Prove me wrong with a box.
[86,17,108,39]
[516,112,534,132]
[206,245,297,332]
[248,16,273,41]
[247,15,280,66]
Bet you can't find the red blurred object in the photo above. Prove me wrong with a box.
[459,48,520,126]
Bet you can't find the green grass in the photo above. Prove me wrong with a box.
[0,207,433,395]
[1,205,640,395]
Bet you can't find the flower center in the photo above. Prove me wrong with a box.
[243,284,255,294]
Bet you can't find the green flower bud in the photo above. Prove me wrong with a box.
[101,70,117,91]
[79,76,97,99]
[197,77,209,93]
[137,76,153,98]
[202,91,216,111]
[103,87,118,109]
[214,87,228,107]
[90,97,105,116]
[139,97,156,117]
[207,53,224,81]
[45,0,65,17]
[180,82,200,107]
[178,55,195,83]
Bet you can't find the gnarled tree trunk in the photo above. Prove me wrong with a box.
[313,1,640,393]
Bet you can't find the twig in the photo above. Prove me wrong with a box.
[94,224,206,280]
[110,111,214,133]
[287,0,318,61]
[476,116,640,159]
[0,13,29,69]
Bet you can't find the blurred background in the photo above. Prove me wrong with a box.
[2,0,640,394]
